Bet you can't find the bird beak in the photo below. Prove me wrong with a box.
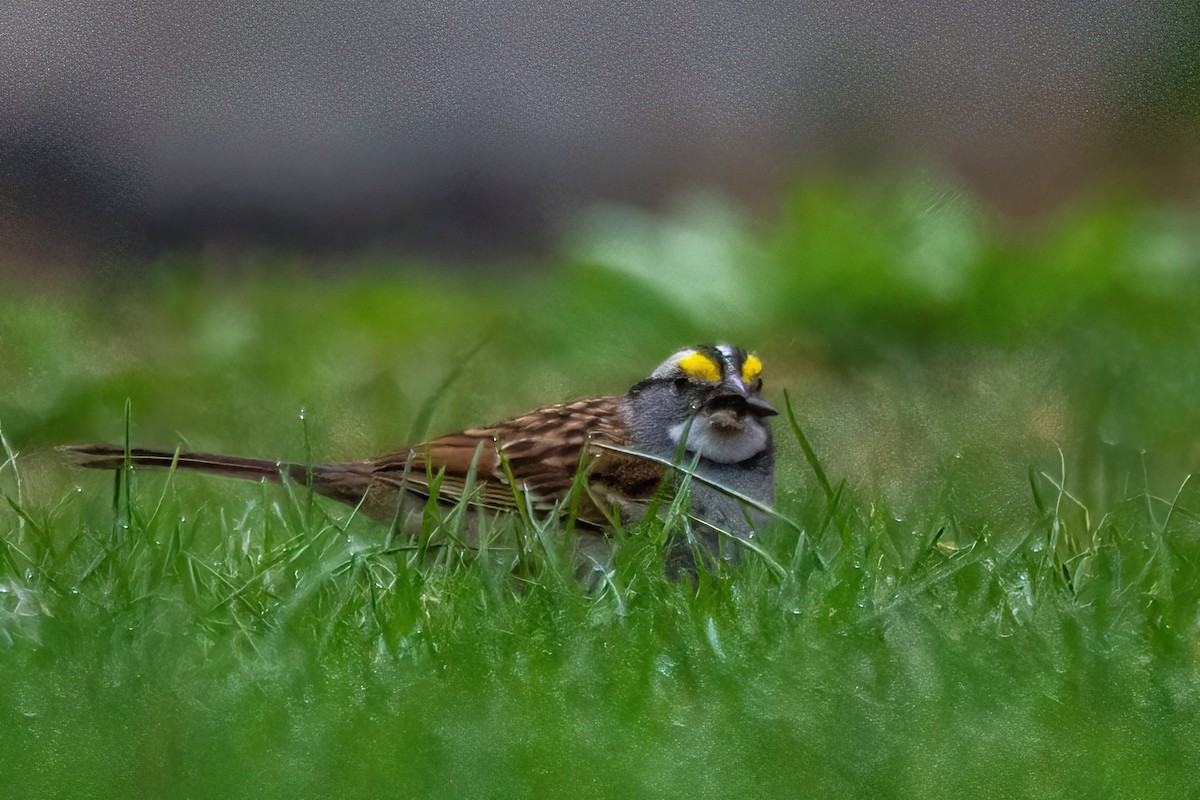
[745,396,778,417]
[705,385,778,418]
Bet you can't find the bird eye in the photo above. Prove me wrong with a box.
[673,377,690,390]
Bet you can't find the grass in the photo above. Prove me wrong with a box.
[2,180,1200,797]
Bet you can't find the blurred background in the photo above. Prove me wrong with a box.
[5,10,1200,794]
[2,1,1200,516]
[1,1,1197,273]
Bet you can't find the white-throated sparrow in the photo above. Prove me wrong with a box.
[65,344,777,561]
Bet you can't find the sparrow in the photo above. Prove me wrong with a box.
[64,344,777,563]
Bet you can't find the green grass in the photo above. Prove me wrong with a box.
[3,180,1200,798]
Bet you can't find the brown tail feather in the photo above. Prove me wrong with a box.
[61,444,296,482]
[60,444,380,516]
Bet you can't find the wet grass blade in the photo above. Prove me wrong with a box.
[783,389,833,503]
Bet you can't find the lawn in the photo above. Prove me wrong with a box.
[2,181,1200,798]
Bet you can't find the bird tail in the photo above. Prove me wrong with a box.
[59,444,378,512]
[61,443,301,483]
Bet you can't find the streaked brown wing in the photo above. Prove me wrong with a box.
[369,395,644,521]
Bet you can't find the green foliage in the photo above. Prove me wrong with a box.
[2,182,1200,797]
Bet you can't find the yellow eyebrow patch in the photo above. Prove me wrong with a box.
[678,351,721,382]
[741,354,763,382]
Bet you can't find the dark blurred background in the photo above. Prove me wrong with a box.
[1,1,1198,273]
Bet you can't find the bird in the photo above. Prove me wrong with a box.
[64,344,777,569]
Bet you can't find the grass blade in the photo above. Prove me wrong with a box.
[783,389,833,503]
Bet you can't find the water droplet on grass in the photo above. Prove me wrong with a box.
[705,617,726,659]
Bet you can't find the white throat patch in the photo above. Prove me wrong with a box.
[667,417,769,464]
